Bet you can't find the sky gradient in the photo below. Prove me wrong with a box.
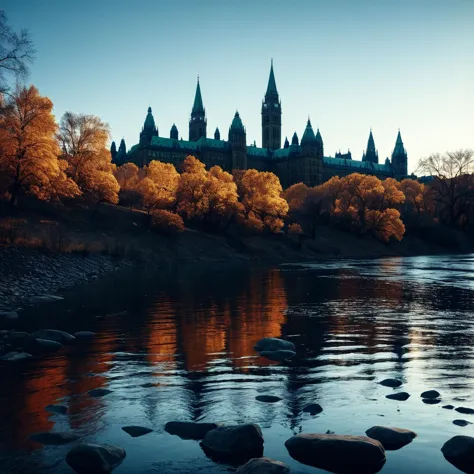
[3,0,473,173]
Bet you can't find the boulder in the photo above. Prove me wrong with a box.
[443,405,455,410]
[30,431,79,445]
[74,331,96,338]
[45,404,68,415]
[303,403,323,415]
[456,407,474,415]
[453,420,472,427]
[285,433,386,473]
[165,421,220,440]
[256,395,282,403]
[236,457,290,473]
[365,426,417,450]
[35,338,63,351]
[121,426,153,437]
[66,443,126,473]
[88,388,113,398]
[0,351,32,362]
[421,390,440,399]
[442,435,474,473]
[201,424,264,462]
[0,311,18,319]
[31,329,75,344]
[260,350,296,362]
[254,338,295,352]
[386,392,410,401]
[30,294,64,303]
[379,379,402,388]
[422,398,441,405]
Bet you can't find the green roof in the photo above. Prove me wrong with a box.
[393,130,406,156]
[230,111,245,132]
[265,59,278,97]
[144,107,156,130]
[301,119,316,145]
[192,79,204,113]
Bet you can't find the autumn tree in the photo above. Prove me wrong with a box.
[0,85,79,204]
[0,11,35,93]
[114,162,141,208]
[58,112,119,204]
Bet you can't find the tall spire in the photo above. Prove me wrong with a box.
[301,119,316,145]
[189,77,207,141]
[265,59,278,98]
[192,77,204,114]
[362,129,378,163]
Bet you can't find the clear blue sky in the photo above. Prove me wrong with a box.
[4,0,473,173]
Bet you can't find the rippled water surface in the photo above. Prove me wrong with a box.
[2,254,474,473]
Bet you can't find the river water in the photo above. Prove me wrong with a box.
[1,254,474,473]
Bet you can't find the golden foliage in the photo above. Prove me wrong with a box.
[288,223,303,234]
[0,85,80,204]
[365,208,405,242]
[151,209,184,233]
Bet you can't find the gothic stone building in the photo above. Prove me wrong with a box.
[112,62,408,188]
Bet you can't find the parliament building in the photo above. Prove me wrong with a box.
[111,62,408,188]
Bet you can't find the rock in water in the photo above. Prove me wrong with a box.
[443,405,455,410]
[121,426,153,437]
[30,294,64,303]
[453,420,472,427]
[74,331,96,338]
[66,443,126,473]
[30,432,79,445]
[442,436,474,473]
[365,426,417,450]
[256,395,282,403]
[386,392,410,401]
[45,404,68,415]
[165,421,220,440]
[0,351,32,362]
[379,379,402,388]
[0,311,18,320]
[421,390,440,399]
[35,338,63,351]
[31,329,75,344]
[88,388,113,398]
[236,457,290,473]
[201,424,264,463]
[456,407,474,415]
[285,433,386,473]
[254,338,295,352]
[303,403,323,415]
[422,398,441,405]
[260,350,296,362]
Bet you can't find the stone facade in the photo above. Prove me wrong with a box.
[112,62,408,188]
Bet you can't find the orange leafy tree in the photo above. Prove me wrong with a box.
[0,85,80,205]
[114,162,141,208]
[58,112,119,204]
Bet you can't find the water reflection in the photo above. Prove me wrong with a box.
[1,255,474,473]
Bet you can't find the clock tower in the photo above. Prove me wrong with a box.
[261,60,281,150]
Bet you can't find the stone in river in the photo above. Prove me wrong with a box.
[256,395,282,403]
[456,407,474,415]
[379,379,402,388]
[254,338,295,352]
[201,424,264,463]
[236,457,290,473]
[303,403,323,415]
[45,404,68,415]
[422,398,441,405]
[442,435,474,473]
[31,329,75,344]
[30,431,79,445]
[165,421,220,440]
[260,350,296,362]
[121,426,153,437]
[421,390,440,399]
[29,294,64,303]
[0,311,18,319]
[66,443,126,473]
[285,433,386,473]
[365,426,417,450]
[35,338,63,351]
[74,331,96,338]
[453,420,472,427]
[88,388,113,397]
[386,392,410,401]
[0,351,32,362]
[443,405,455,410]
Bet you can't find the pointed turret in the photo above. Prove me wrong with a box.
[301,119,316,146]
[214,127,220,140]
[261,59,281,150]
[291,132,299,146]
[265,58,278,98]
[189,77,207,141]
[229,111,247,170]
[139,106,158,146]
[391,130,408,177]
[315,128,324,156]
[229,111,245,133]
[284,137,289,148]
[115,138,127,165]
[170,123,178,140]
[362,129,379,163]
[110,141,117,163]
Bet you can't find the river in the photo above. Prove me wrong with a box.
[1,254,474,473]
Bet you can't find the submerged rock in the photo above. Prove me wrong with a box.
[0,351,32,362]
[379,379,402,388]
[303,403,323,415]
[30,431,79,445]
[453,420,472,427]
[35,338,63,351]
[201,424,264,462]
[0,311,18,319]
[31,329,75,344]
[236,457,290,473]
[29,294,64,304]
[256,395,282,403]
[443,405,455,410]
[88,388,113,398]
[74,331,96,338]
[254,338,295,352]
[66,443,126,473]
[45,404,68,415]
[422,398,441,405]
[165,421,220,440]
[456,407,474,415]
[386,392,410,401]
[285,433,386,473]
[365,426,417,450]
[260,350,296,362]
[442,435,474,473]
[421,390,440,399]
[121,426,153,437]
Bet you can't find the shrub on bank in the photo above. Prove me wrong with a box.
[151,210,184,234]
